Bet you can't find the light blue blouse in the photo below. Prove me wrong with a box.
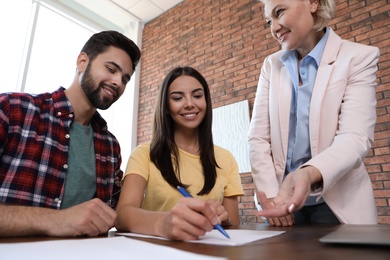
[280,28,330,205]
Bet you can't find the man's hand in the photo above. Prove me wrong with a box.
[0,198,116,237]
[47,198,117,237]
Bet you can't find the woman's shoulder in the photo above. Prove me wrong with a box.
[339,38,379,54]
[266,49,285,61]
[328,28,379,59]
[132,142,151,155]
[335,40,380,68]
[213,145,235,158]
[213,145,239,171]
[137,142,151,148]
[262,49,285,70]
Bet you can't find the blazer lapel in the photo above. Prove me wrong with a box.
[279,66,292,157]
[309,28,341,155]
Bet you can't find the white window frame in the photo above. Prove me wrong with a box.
[18,0,143,169]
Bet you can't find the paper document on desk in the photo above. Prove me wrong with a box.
[117,229,285,246]
[0,236,226,260]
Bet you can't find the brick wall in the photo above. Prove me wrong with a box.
[138,0,390,224]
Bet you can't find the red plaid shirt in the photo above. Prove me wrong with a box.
[0,87,123,209]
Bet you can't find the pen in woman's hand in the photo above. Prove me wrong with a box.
[177,186,230,239]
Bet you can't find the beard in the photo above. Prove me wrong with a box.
[81,64,118,110]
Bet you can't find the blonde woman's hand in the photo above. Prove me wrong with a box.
[257,191,294,227]
[256,166,322,227]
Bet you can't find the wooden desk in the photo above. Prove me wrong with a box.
[1,224,389,259]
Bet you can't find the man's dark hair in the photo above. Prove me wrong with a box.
[81,30,141,74]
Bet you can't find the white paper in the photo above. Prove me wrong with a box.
[117,229,285,246]
[0,236,226,260]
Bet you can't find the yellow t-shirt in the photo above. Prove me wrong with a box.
[124,142,244,211]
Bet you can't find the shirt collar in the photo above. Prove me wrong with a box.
[51,87,107,130]
[52,87,74,117]
[309,27,329,66]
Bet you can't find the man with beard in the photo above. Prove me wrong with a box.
[0,30,141,237]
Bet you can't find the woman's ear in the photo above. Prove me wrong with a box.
[309,0,319,13]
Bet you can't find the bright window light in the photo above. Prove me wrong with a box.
[0,0,141,165]
[24,5,94,94]
[0,0,31,93]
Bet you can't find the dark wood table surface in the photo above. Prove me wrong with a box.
[1,223,389,259]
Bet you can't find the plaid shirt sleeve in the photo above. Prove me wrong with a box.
[0,88,123,209]
[92,113,123,209]
[0,90,70,208]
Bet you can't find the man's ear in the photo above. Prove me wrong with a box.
[76,52,89,73]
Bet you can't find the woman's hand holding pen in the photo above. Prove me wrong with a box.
[160,198,220,241]
[206,199,229,226]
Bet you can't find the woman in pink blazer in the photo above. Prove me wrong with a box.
[248,0,379,226]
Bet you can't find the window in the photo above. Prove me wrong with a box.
[0,0,142,169]
[0,0,31,93]
[24,5,93,94]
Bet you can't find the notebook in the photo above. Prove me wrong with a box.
[319,224,390,246]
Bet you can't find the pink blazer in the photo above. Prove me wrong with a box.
[248,28,380,224]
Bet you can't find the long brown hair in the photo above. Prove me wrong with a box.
[150,66,218,195]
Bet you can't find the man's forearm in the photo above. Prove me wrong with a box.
[0,204,53,237]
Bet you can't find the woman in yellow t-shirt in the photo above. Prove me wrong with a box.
[116,66,244,241]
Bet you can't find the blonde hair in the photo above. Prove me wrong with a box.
[314,0,335,30]
[259,0,335,31]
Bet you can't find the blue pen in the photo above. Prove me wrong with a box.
[177,186,230,239]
